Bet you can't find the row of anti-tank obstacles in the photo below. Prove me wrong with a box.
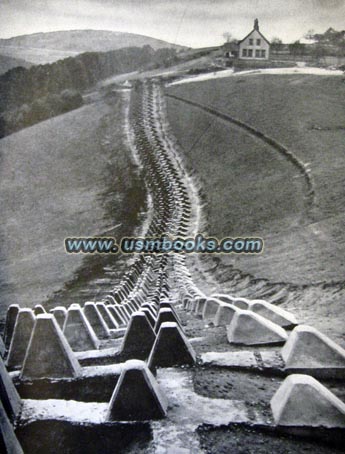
[1,80,345,452]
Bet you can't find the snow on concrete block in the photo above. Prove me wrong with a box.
[249,300,298,328]
[95,303,118,329]
[211,293,236,304]
[6,309,35,370]
[141,308,156,328]
[21,314,81,380]
[141,303,157,317]
[107,306,126,327]
[83,303,110,339]
[154,308,180,334]
[182,294,192,309]
[227,310,288,346]
[202,298,222,322]
[0,357,22,422]
[271,374,345,428]
[63,306,100,352]
[4,304,20,351]
[33,304,46,315]
[106,359,167,421]
[50,306,67,329]
[0,400,24,454]
[231,298,251,310]
[148,322,196,370]
[214,303,239,327]
[120,311,156,360]
[282,325,345,370]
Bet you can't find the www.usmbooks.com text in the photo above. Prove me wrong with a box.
[65,235,264,254]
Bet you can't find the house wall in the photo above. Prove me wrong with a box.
[239,29,270,60]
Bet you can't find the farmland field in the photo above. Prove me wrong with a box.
[166,73,345,341]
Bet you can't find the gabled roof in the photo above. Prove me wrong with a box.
[238,28,270,46]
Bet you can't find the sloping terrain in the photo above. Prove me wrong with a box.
[166,73,345,342]
[0,89,145,320]
[0,30,185,65]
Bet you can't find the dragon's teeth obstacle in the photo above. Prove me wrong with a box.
[282,325,345,376]
[50,306,67,329]
[213,303,239,327]
[120,311,156,360]
[21,314,81,380]
[63,305,100,351]
[148,322,196,370]
[227,310,288,345]
[3,304,20,351]
[106,360,167,421]
[6,309,36,370]
[271,374,345,428]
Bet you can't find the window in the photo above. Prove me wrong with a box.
[242,49,247,57]
[257,39,261,45]
[255,49,261,58]
[261,50,266,58]
[249,38,253,45]
[248,49,253,57]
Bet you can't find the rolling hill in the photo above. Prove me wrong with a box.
[0,54,31,75]
[0,30,186,65]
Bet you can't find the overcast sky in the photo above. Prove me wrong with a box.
[1,0,344,47]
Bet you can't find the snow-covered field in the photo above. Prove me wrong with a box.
[168,66,344,86]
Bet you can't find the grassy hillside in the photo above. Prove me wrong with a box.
[0,90,145,319]
[0,30,185,65]
[166,74,345,284]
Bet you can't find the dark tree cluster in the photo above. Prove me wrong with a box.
[0,46,177,137]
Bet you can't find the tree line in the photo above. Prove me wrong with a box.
[0,46,177,137]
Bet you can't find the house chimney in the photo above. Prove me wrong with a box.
[254,18,259,31]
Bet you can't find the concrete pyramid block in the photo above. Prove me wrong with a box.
[213,303,239,327]
[106,360,167,421]
[271,374,345,427]
[63,305,100,352]
[95,303,118,329]
[141,308,156,328]
[194,297,207,316]
[182,294,192,309]
[3,305,20,351]
[21,314,81,379]
[107,306,126,327]
[112,304,129,323]
[249,300,298,328]
[227,310,288,346]
[282,325,345,370]
[83,302,110,339]
[202,298,222,322]
[0,336,5,358]
[0,358,22,422]
[119,305,132,321]
[120,311,156,360]
[33,304,46,315]
[50,306,67,329]
[6,309,35,370]
[0,400,24,454]
[141,303,157,317]
[211,293,236,304]
[148,322,196,370]
[154,308,180,334]
[231,298,251,310]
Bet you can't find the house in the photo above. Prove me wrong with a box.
[238,19,270,60]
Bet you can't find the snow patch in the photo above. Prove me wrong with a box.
[167,66,343,87]
[21,399,108,424]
